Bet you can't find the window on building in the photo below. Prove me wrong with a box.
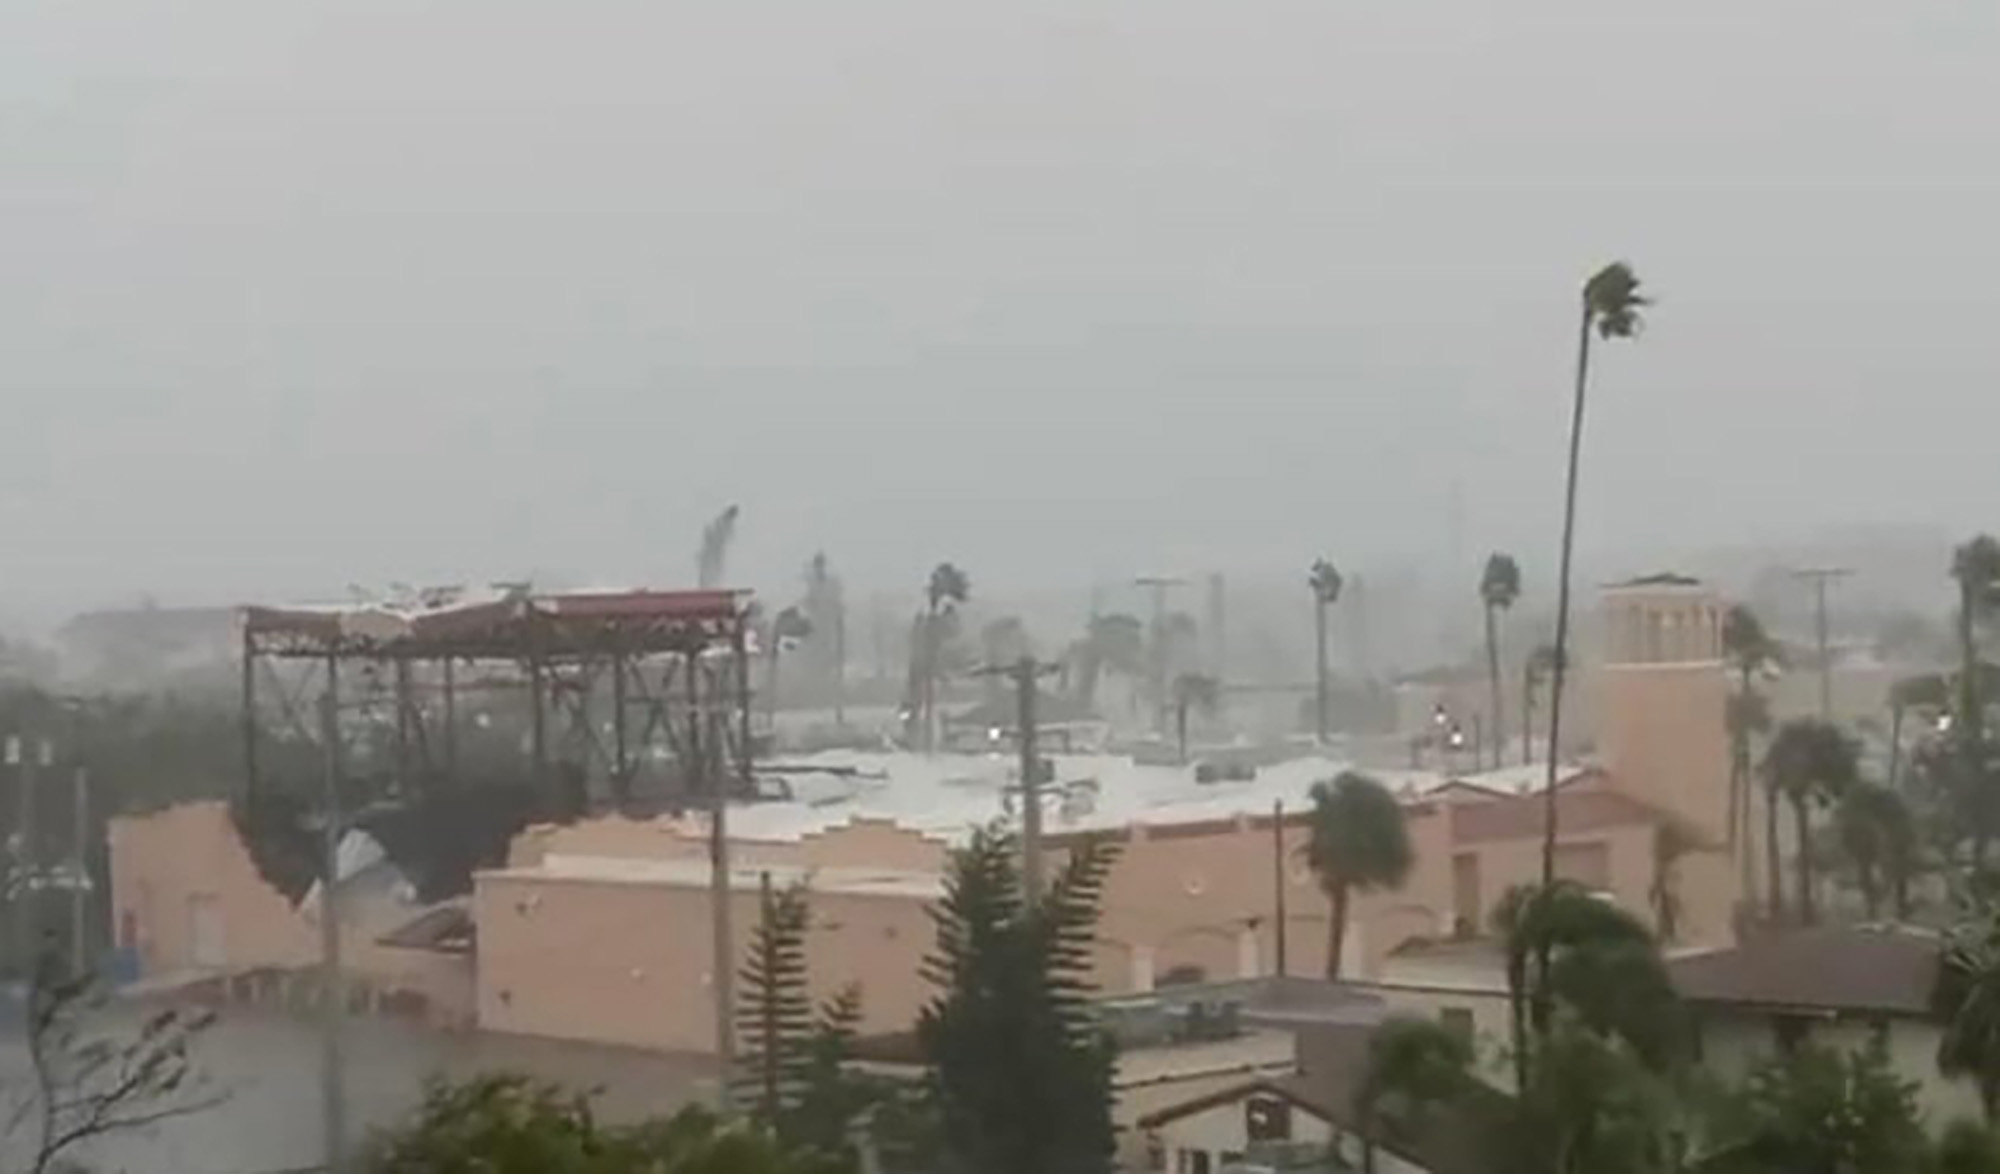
[1177,1149,1211,1174]
[1441,1006,1476,1043]
[1245,1096,1291,1142]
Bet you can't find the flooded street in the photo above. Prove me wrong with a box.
[3,1008,717,1174]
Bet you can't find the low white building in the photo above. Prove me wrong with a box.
[1133,1017,1503,1174]
[1667,926,1978,1125]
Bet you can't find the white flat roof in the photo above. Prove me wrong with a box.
[480,853,943,900]
[707,751,1573,846]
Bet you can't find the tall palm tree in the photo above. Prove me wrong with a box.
[1521,644,1559,766]
[1728,689,1776,915]
[801,552,846,723]
[1479,554,1522,771]
[1069,613,1144,710]
[1494,880,1665,1088]
[1954,536,2000,864]
[920,563,970,752]
[696,504,740,589]
[1305,772,1413,980]
[1762,718,1860,926]
[1309,560,1344,745]
[1542,262,1649,886]
[1723,605,1781,908]
[1354,1017,1474,1174]
[1169,673,1220,765]
[1836,782,1917,920]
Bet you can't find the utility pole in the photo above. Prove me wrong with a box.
[1793,567,1853,721]
[9,734,38,973]
[317,684,347,1174]
[689,638,737,1101]
[70,763,88,977]
[1019,660,1042,900]
[976,657,1060,900]
[1135,576,1186,737]
[1272,800,1288,978]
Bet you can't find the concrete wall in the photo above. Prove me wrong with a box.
[108,801,474,1021]
[474,872,934,1053]
[110,802,315,975]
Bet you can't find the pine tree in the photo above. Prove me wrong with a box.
[919,826,1119,1174]
[790,985,874,1159]
[737,880,816,1125]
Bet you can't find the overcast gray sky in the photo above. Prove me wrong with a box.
[4,0,1998,623]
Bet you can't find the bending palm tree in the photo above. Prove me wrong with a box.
[1836,782,1917,920]
[1480,554,1522,771]
[921,563,970,752]
[1310,559,1344,745]
[1069,612,1145,711]
[1494,879,1668,1087]
[1542,262,1649,885]
[1305,772,1413,980]
[1354,1017,1474,1174]
[1762,718,1859,926]
[1728,689,1775,915]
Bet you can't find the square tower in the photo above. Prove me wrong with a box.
[1595,574,1732,845]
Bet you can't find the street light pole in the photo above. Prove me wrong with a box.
[1019,659,1042,900]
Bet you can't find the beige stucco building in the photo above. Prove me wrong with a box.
[475,854,938,1052]
[109,577,1758,1060]
[106,801,473,1022]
